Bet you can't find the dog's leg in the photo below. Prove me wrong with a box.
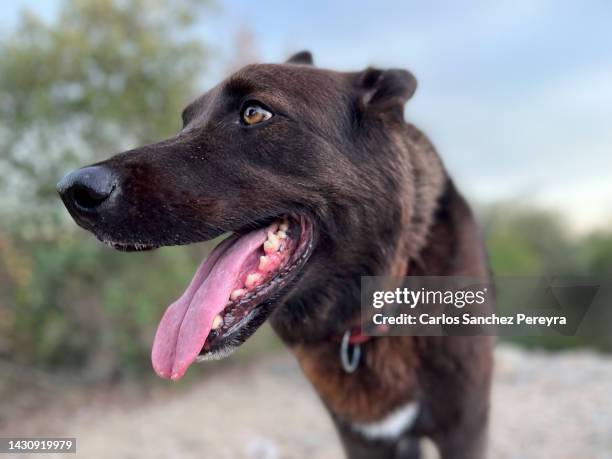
[340,439,400,459]
[339,436,421,459]
[420,336,493,459]
[431,412,488,459]
[396,436,422,459]
[335,425,421,459]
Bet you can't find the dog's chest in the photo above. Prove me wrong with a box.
[351,401,420,440]
[293,336,420,430]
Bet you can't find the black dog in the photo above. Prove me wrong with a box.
[58,51,493,459]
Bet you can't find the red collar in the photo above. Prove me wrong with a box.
[333,325,373,345]
[335,262,409,345]
[342,326,372,345]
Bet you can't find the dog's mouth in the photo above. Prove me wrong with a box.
[150,215,314,380]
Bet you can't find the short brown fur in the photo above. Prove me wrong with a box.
[58,51,494,459]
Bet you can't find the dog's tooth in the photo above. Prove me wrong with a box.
[212,315,224,330]
[230,288,246,301]
[279,220,289,232]
[245,273,262,289]
[277,230,287,239]
[259,255,270,271]
[267,231,279,244]
[264,239,280,254]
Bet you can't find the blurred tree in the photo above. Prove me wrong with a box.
[0,0,215,381]
[480,204,580,276]
[580,230,612,277]
[480,204,612,352]
[0,0,210,226]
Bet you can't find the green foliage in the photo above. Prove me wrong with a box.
[0,0,209,216]
[581,231,612,277]
[481,205,582,276]
[0,0,212,381]
[1,229,210,379]
[480,205,612,352]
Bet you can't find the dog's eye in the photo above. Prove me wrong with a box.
[242,104,272,125]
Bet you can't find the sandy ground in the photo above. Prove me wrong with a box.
[3,345,612,459]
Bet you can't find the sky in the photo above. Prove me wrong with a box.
[2,0,611,232]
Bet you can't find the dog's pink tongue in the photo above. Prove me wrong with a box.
[151,229,268,381]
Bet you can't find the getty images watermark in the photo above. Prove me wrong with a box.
[360,276,609,337]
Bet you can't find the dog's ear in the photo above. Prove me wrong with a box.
[286,50,314,65]
[354,67,417,117]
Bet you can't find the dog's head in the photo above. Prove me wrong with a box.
[58,51,427,380]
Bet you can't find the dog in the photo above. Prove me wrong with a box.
[58,51,493,459]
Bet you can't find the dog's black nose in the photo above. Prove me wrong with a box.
[57,166,117,214]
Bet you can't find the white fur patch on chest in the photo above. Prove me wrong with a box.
[351,402,419,440]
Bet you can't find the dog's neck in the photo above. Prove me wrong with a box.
[275,177,487,425]
[271,123,450,345]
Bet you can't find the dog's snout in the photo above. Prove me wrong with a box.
[57,166,117,215]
